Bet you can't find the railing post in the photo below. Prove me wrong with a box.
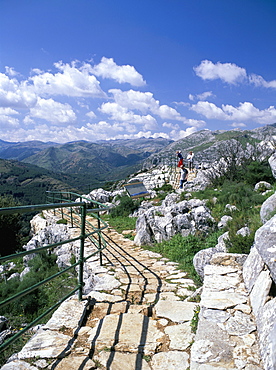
[97,213,103,266]
[78,204,86,301]
[70,193,74,228]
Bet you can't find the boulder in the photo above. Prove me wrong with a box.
[193,232,229,281]
[268,152,276,179]
[254,214,276,283]
[260,192,276,223]
[134,197,215,246]
[254,181,272,192]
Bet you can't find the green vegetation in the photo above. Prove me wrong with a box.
[190,305,200,333]
[0,251,77,366]
[103,215,137,234]
[144,231,223,285]
[109,195,141,218]
[0,196,25,257]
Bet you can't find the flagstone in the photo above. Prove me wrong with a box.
[200,290,248,310]
[151,351,189,370]
[165,322,195,350]
[95,351,151,370]
[154,300,196,322]
[88,313,164,355]
[18,330,72,359]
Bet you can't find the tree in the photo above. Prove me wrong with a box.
[0,196,22,257]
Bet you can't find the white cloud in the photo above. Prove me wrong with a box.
[29,98,77,125]
[29,61,105,98]
[91,57,146,86]
[249,74,276,89]
[5,66,19,76]
[0,73,37,108]
[0,107,20,128]
[189,91,214,101]
[169,126,197,141]
[162,122,180,130]
[183,118,206,128]
[99,102,157,129]
[191,101,228,120]
[191,101,276,124]
[109,89,185,121]
[86,111,96,119]
[230,122,246,128]
[194,60,247,84]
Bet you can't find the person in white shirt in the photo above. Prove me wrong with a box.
[187,151,194,171]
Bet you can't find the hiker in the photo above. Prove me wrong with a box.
[187,151,194,171]
[179,165,188,189]
[176,150,183,167]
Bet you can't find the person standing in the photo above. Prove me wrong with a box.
[187,151,194,171]
[176,150,183,167]
[179,165,188,189]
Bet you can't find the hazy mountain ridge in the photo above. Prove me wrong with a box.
[143,125,276,167]
[0,125,275,204]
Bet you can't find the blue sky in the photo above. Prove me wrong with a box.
[0,0,276,143]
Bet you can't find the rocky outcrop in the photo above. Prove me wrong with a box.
[190,253,263,369]
[268,152,276,179]
[242,214,276,370]
[134,196,215,246]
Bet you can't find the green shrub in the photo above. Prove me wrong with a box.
[56,218,67,224]
[241,161,275,186]
[110,196,140,218]
[144,230,223,285]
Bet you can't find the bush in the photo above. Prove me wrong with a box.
[0,195,22,257]
[110,196,140,218]
[144,230,223,285]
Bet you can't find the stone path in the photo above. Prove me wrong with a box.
[2,215,264,369]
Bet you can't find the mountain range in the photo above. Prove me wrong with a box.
[0,124,275,205]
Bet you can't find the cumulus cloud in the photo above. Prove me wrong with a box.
[169,126,198,141]
[29,61,105,98]
[191,101,276,124]
[0,73,37,108]
[5,66,19,76]
[249,74,276,89]
[29,98,77,125]
[86,111,96,119]
[99,102,157,129]
[194,60,247,84]
[230,122,246,128]
[189,91,214,101]
[0,107,20,128]
[91,57,146,86]
[108,89,184,121]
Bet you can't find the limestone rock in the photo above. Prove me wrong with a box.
[260,192,276,223]
[151,351,189,370]
[165,322,195,350]
[1,361,38,370]
[254,214,276,283]
[268,152,276,179]
[95,351,151,370]
[242,246,265,293]
[154,300,196,323]
[17,330,72,359]
[88,313,164,355]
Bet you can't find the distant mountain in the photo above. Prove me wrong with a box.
[0,158,82,205]
[19,138,173,180]
[0,140,59,161]
[0,125,275,205]
[143,124,276,168]
[0,137,173,203]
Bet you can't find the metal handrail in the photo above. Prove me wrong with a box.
[0,192,110,353]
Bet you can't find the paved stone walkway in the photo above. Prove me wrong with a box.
[4,220,199,370]
[2,215,263,370]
